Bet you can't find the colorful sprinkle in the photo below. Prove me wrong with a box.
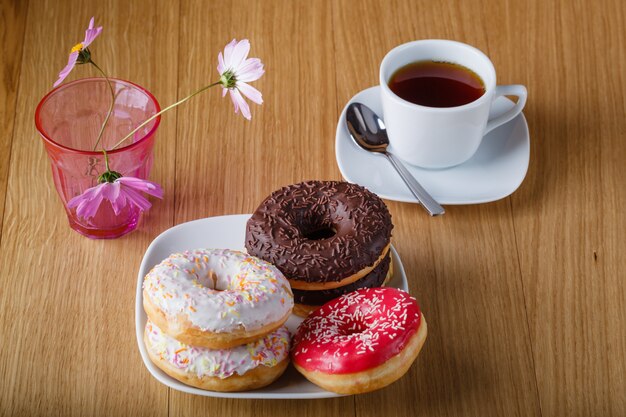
[145,320,290,379]
[142,249,294,334]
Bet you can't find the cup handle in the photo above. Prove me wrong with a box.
[485,85,527,134]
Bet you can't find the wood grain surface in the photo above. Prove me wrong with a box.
[0,0,27,240]
[0,0,624,416]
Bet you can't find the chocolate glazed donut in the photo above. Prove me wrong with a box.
[292,252,392,307]
[245,181,393,291]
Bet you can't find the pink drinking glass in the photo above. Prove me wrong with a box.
[36,78,161,239]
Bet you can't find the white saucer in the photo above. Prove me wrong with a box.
[135,214,409,399]
[335,86,530,205]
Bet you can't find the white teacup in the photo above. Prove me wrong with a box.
[380,39,527,169]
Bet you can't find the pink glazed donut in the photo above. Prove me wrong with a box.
[291,287,427,394]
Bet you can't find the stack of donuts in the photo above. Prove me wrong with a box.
[245,180,394,316]
[142,248,294,391]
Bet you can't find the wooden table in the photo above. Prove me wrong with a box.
[1,0,625,416]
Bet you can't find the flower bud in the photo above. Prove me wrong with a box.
[98,170,122,183]
[76,48,92,64]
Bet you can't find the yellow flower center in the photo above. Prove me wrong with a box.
[70,42,84,53]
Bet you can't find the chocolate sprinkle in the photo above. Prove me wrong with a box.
[245,180,393,283]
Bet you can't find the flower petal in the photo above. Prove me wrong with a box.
[77,192,103,219]
[68,182,111,207]
[235,58,264,82]
[115,190,127,213]
[230,88,251,120]
[221,86,228,97]
[229,89,240,114]
[237,82,263,105]
[67,185,95,209]
[70,183,108,219]
[116,177,164,198]
[222,39,238,69]
[217,51,226,74]
[229,39,250,71]
[54,51,79,87]
[99,181,120,200]
[100,182,123,215]
[82,17,102,48]
[120,186,152,212]
[83,24,103,48]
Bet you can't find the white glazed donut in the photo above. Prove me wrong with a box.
[144,320,290,392]
[143,249,294,349]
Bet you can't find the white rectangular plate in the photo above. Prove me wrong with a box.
[136,214,409,399]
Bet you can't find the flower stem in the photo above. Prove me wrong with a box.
[110,81,221,150]
[91,60,116,151]
[102,150,111,171]
[98,149,122,183]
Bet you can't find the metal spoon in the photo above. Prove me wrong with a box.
[346,102,445,216]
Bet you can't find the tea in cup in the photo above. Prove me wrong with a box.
[380,40,527,168]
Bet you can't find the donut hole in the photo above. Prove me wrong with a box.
[303,226,337,240]
[299,216,338,241]
[197,270,223,290]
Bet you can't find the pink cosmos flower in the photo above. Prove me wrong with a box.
[68,176,163,220]
[217,39,265,120]
[54,17,103,87]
